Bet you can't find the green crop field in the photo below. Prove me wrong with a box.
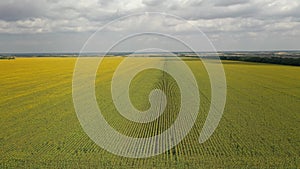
[0,57,299,168]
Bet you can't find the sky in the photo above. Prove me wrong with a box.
[0,0,300,52]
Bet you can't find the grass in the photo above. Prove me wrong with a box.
[0,57,299,168]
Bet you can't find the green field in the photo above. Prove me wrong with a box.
[0,57,299,168]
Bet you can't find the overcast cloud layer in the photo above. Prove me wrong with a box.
[0,0,299,52]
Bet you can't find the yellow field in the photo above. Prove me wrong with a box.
[0,57,299,168]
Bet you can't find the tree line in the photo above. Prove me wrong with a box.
[220,56,300,66]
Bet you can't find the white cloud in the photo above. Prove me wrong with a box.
[0,0,299,52]
[0,0,299,34]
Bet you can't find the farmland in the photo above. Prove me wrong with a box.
[0,57,299,168]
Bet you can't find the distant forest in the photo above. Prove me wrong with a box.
[220,56,300,66]
[0,56,15,60]
[1,52,300,66]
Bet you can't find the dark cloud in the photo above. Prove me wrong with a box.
[142,0,162,6]
[0,0,48,21]
[176,4,260,20]
[212,0,250,7]
[0,0,299,52]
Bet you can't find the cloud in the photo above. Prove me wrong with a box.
[0,0,299,33]
[212,0,250,7]
[142,0,161,6]
[0,0,48,21]
[0,0,299,52]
